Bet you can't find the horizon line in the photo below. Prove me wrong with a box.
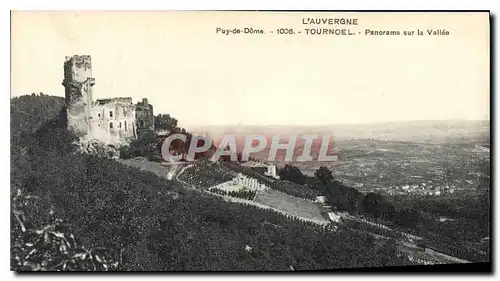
[186,119,490,128]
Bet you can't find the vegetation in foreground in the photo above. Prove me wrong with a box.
[11,94,489,270]
[11,127,410,270]
[11,94,412,271]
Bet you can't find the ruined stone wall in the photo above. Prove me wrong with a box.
[62,55,157,147]
[88,99,137,145]
[135,98,154,131]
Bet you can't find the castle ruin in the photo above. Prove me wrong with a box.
[63,55,154,146]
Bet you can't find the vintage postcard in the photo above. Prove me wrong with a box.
[10,11,490,272]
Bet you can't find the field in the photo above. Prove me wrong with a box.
[253,189,327,223]
[14,131,411,271]
[196,121,490,198]
[121,121,491,264]
[297,136,490,197]
[174,162,328,224]
[231,121,491,263]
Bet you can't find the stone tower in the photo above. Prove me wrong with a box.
[62,55,95,136]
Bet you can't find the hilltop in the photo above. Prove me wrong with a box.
[10,93,65,137]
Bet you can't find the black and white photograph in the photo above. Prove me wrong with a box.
[9,10,491,272]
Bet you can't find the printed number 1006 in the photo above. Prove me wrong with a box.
[276,28,295,35]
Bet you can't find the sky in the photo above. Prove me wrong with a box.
[11,11,490,129]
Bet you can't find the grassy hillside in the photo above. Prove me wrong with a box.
[10,93,65,137]
[10,95,409,271]
[11,128,411,271]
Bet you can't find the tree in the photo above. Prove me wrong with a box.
[278,165,306,185]
[10,94,65,136]
[475,159,490,215]
[314,166,333,185]
[319,178,365,214]
[120,130,158,160]
[362,193,385,213]
[362,192,395,221]
[154,114,179,132]
[394,208,421,229]
[377,238,401,266]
